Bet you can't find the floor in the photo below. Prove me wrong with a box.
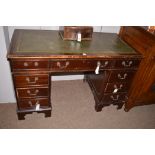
[0,80,155,129]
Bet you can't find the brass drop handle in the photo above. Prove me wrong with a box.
[28,101,40,110]
[27,89,39,96]
[34,62,39,66]
[23,62,39,67]
[122,61,133,67]
[28,101,33,107]
[118,73,127,80]
[113,84,123,93]
[57,61,70,69]
[24,62,28,67]
[101,61,109,67]
[110,95,119,101]
[26,77,39,84]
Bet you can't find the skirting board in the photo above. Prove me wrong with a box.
[52,75,84,81]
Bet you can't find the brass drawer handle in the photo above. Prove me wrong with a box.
[27,89,39,96]
[101,61,109,67]
[34,62,39,67]
[24,62,28,67]
[28,101,33,107]
[110,95,119,101]
[23,62,39,67]
[117,73,127,80]
[122,61,133,67]
[113,84,123,93]
[28,101,40,109]
[26,77,39,84]
[57,61,70,69]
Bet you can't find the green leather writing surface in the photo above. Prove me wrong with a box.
[14,30,136,55]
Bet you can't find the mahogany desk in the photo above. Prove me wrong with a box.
[7,29,142,120]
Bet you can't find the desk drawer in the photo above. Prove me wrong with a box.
[13,74,49,87]
[108,70,136,82]
[50,59,115,71]
[115,59,140,69]
[102,93,127,105]
[11,60,49,70]
[105,82,130,93]
[18,98,50,110]
[16,87,49,98]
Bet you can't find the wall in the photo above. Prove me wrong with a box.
[0,26,120,103]
[0,27,16,103]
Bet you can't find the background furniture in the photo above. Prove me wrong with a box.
[119,26,155,111]
[7,29,141,120]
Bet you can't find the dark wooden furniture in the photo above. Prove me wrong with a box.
[59,26,93,40]
[119,26,155,111]
[7,29,141,120]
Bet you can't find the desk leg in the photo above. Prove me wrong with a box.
[17,113,25,120]
[45,110,51,117]
[95,103,103,112]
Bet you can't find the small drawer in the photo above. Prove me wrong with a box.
[108,70,136,82]
[105,82,130,93]
[13,74,49,87]
[102,93,127,104]
[16,87,49,98]
[11,60,49,70]
[18,98,50,110]
[115,59,140,69]
[50,59,114,71]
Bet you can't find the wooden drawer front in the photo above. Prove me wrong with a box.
[18,98,50,110]
[105,82,130,93]
[108,70,136,83]
[50,60,114,71]
[102,93,127,105]
[14,74,49,87]
[16,87,49,98]
[11,60,49,70]
[115,59,140,69]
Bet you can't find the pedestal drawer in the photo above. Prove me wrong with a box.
[13,74,49,87]
[115,59,140,69]
[18,98,50,110]
[50,59,115,71]
[108,70,136,83]
[102,93,127,105]
[105,82,130,93]
[16,87,49,98]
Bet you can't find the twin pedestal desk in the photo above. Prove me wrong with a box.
[7,29,142,120]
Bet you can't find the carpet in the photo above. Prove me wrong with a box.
[0,80,155,129]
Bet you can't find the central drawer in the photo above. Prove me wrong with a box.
[50,59,115,71]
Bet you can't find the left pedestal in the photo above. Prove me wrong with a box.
[9,59,52,120]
